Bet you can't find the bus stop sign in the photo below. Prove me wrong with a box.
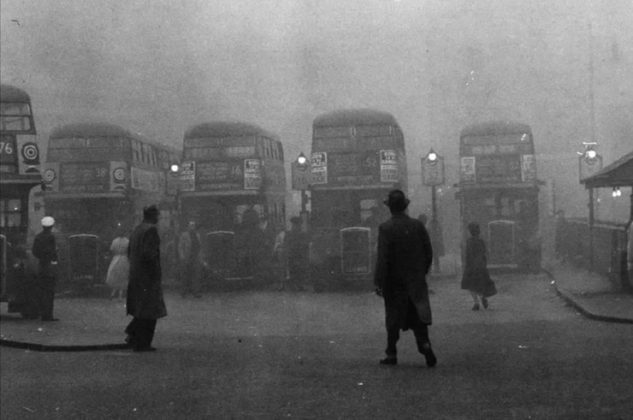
[421,156,445,186]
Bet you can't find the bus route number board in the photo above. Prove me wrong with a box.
[0,135,17,165]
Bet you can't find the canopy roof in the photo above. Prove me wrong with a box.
[0,84,32,103]
[581,150,633,188]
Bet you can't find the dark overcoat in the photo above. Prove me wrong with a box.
[374,213,433,328]
[460,236,490,294]
[127,222,167,320]
[32,230,58,279]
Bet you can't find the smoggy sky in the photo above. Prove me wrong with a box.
[2,0,632,219]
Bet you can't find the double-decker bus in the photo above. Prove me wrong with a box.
[179,121,286,283]
[1,84,42,311]
[309,109,407,289]
[42,123,180,288]
[456,121,540,271]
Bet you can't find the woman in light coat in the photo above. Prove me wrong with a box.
[106,226,130,299]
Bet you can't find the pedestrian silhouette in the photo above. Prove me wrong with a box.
[32,216,59,321]
[374,190,437,367]
[125,205,167,352]
[461,222,497,310]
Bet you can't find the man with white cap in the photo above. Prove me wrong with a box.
[32,216,59,321]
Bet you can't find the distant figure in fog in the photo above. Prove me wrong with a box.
[285,216,310,291]
[105,226,130,300]
[554,210,568,261]
[461,222,496,310]
[32,216,59,321]
[374,190,436,367]
[418,214,444,272]
[13,244,40,319]
[428,217,445,273]
[125,205,167,352]
[178,221,203,298]
[272,227,288,289]
[236,207,267,277]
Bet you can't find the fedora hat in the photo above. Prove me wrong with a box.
[384,189,409,211]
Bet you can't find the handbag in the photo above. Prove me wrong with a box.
[483,275,497,298]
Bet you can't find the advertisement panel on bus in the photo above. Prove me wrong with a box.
[310,149,402,187]
[181,158,263,192]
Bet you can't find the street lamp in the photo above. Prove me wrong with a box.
[167,162,182,222]
[577,142,603,271]
[293,152,311,232]
[424,149,441,223]
[297,153,308,166]
[421,148,445,273]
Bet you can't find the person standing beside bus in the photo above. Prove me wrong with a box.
[178,221,203,298]
[461,222,496,310]
[32,216,59,321]
[374,190,436,367]
[125,205,167,352]
[105,225,130,300]
[286,216,310,291]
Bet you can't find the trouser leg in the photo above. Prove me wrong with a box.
[386,327,400,357]
[39,277,56,319]
[125,317,139,344]
[181,263,192,295]
[135,319,157,349]
[191,262,201,295]
[128,318,157,349]
[412,323,430,352]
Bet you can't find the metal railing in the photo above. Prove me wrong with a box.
[556,217,629,288]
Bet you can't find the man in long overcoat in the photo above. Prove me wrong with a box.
[125,205,167,352]
[374,190,437,367]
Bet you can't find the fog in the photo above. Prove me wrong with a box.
[2,0,632,227]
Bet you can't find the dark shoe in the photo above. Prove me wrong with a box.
[420,343,437,368]
[124,334,135,347]
[41,317,60,321]
[482,297,489,309]
[379,357,397,365]
[472,304,480,311]
[133,346,157,352]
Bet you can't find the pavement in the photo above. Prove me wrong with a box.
[546,262,633,324]
[1,264,632,351]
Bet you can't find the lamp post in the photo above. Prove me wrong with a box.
[168,163,182,285]
[578,142,603,271]
[169,163,181,217]
[421,148,445,273]
[292,152,311,232]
